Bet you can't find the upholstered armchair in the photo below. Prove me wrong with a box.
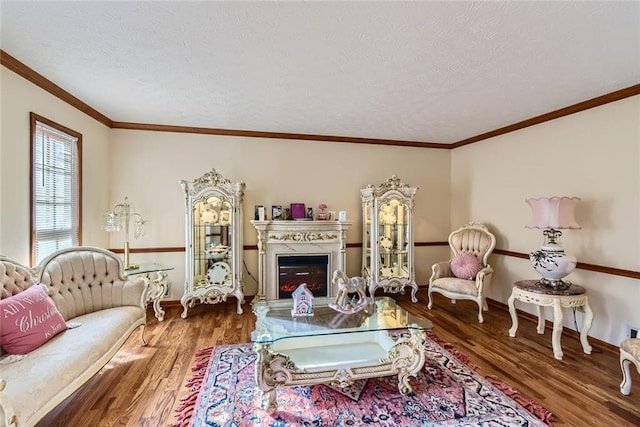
[428,222,496,323]
[620,338,640,395]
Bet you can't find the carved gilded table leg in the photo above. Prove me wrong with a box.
[508,290,519,337]
[393,328,427,394]
[581,297,594,355]
[552,299,564,360]
[536,305,546,334]
[143,270,168,321]
[254,343,291,415]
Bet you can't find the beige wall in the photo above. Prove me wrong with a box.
[2,65,638,346]
[451,95,640,345]
[0,68,111,263]
[107,129,451,298]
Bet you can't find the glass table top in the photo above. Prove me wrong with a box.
[251,296,433,344]
[125,263,174,276]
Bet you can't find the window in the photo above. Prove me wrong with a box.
[30,113,82,265]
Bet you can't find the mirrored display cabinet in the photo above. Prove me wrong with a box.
[180,169,246,318]
[361,175,419,303]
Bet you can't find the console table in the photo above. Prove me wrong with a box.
[251,296,432,414]
[125,263,174,321]
[508,280,593,360]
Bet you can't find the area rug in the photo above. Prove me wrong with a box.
[174,331,553,426]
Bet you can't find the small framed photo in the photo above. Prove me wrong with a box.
[338,211,347,221]
[291,203,306,220]
[306,207,314,219]
[328,211,336,221]
[255,205,265,221]
[272,205,283,220]
[284,207,292,220]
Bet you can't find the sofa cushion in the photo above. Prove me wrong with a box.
[450,252,482,280]
[0,284,67,354]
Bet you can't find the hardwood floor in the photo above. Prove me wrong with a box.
[38,293,640,426]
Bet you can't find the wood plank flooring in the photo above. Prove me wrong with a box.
[37,293,640,426]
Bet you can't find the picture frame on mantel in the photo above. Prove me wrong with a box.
[291,203,306,220]
[255,205,265,221]
[272,205,283,220]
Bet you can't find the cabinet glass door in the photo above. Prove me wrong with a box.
[377,199,409,279]
[363,200,373,275]
[193,195,233,289]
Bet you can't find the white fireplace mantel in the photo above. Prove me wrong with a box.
[250,220,352,300]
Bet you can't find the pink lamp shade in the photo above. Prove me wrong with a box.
[525,197,581,230]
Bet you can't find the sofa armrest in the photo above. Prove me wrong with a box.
[123,276,149,309]
[429,261,452,284]
[0,378,17,427]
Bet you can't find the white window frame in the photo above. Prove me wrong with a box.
[30,113,82,265]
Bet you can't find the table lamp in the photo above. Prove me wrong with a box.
[526,196,580,289]
[102,196,146,269]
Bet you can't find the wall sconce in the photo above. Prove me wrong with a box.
[103,196,146,270]
[526,196,581,289]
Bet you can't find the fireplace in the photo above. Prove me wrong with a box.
[251,220,352,300]
[277,254,329,299]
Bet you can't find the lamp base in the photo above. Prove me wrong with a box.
[529,245,576,291]
[536,277,571,290]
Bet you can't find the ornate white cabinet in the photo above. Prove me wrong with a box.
[361,175,419,302]
[180,169,245,317]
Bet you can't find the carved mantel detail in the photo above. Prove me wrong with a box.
[270,232,338,242]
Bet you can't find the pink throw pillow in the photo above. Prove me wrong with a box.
[0,285,67,354]
[450,252,483,280]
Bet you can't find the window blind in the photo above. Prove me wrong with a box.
[33,121,80,264]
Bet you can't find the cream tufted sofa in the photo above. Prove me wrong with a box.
[0,247,148,427]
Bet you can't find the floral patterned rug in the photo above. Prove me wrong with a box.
[174,331,553,426]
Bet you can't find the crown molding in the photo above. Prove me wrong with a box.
[451,84,640,148]
[110,121,449,148]
[1,50,113,127]
[3,49,638,149]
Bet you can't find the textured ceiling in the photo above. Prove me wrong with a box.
[1,1,639,144]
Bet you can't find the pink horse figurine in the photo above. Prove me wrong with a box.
[329,270,370,314]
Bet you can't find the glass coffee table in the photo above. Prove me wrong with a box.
[251,296,433,413]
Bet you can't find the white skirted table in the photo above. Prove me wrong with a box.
[508,280,593,360]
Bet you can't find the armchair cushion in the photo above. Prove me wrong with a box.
[430,277,478,295]
[622,338,640,359]
[0,284,67,354]
[451,252,482,280]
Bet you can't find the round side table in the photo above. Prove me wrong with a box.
[508,280,593,360]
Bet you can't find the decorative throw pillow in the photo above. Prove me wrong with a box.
[450,252,483,280]
[0,285,67,354]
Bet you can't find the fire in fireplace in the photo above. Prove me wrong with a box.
[277,254,329,299]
